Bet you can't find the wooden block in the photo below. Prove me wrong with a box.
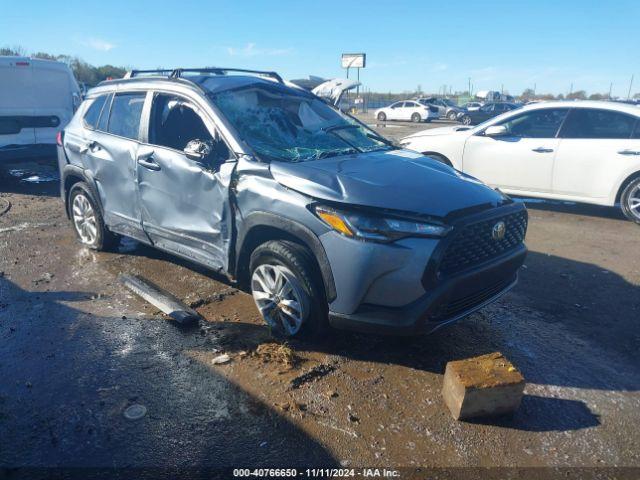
[442,352,525,420]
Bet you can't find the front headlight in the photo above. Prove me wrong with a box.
[314,205,451,242]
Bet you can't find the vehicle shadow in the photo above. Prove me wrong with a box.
[0,156,59,197]
[0,277,337,473]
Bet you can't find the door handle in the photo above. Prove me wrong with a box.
[137,157,161,171]
[531,147,554,153]
[618,149,640,155]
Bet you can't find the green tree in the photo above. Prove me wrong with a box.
[521,88,536,101]
[567,90,587,100]
[0,45,26,56]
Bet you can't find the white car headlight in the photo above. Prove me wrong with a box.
[315,205,451,242]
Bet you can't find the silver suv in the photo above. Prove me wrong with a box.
[57,68,528,339]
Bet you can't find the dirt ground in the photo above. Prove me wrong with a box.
[1,118,639,477]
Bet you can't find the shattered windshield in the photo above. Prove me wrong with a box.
[208,84,391,162]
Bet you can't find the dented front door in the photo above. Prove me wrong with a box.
[136,144,235,270]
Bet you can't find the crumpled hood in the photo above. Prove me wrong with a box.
[270,149,506,218]
[402,125,473,140]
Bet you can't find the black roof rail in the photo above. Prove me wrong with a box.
[124,69,173,79]
[169,68,284,84]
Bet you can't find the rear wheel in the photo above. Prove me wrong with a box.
[461,115,472,125]
[411,113,422,123]
[69,182,119,250]
[620,177,640,224]
[249,240,327,340]
[377,112,387,121]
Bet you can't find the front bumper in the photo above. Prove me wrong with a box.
[328,244,526,335]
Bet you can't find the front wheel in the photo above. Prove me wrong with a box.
[620,177,640,224]
[377,112,387,121]
[461,115,472,125]
[447,111,458,121]
[411,113,422,123]
[249,240,327,340]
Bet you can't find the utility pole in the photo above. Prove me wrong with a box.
[608,82,613,100]
[468,77,471,97]
[627,74,634,100]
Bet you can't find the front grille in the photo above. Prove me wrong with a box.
[438,210,527,276]
[429,277,514,322]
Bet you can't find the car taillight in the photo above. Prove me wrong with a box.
[56,131,63,146]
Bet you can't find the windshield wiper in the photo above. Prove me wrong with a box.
[321,124,360,133]
[314,148,359,160]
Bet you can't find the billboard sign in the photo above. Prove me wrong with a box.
[341,53,366,69]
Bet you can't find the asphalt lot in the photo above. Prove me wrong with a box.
[1,117,639,476]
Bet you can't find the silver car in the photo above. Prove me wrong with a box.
[57,67,528,339]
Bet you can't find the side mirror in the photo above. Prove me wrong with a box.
[183,139,212,162]
[484,125,508,137]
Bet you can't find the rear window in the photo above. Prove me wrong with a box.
[107,92,145,140]
[83,95,108,129]
[97,94,113,131]
[559,108,636,139]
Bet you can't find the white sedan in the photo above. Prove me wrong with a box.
[400,101,640,223]
[375,100,436,123]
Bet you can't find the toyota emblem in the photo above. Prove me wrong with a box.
[492,221,506,241]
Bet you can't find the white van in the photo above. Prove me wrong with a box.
[0,57,81,160]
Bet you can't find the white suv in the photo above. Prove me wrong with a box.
[400,101,640,223]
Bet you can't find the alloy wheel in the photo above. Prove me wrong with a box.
[251,264,307,336]
[72,193,98,245]
[627,184,640,220]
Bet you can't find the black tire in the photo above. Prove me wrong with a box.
[377,112,386,122]
[68,182,119,251]
[249,240,328,340]
[447,111,458,121]
[461,115,472,125]
[411,113,422,123]
[620,176,640,224]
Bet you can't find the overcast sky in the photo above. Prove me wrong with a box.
[2,0,638,96]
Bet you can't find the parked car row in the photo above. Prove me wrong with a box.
[373,97,521,126]
[400,101,640,224]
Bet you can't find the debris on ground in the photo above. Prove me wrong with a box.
[32,272,54,285]
[118,273,201,324]
[123,404,147,421]
[253,342,300,370]
[290,363,336,389]
[0,198,10,216]
[212,353,231,364]
[188,288,237,308]
[442,352,525,420]
[275,400,307,413]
